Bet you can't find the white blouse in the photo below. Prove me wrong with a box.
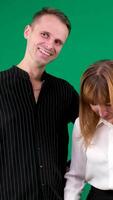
[64,117,113,200]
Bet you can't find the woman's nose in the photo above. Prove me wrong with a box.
[98,106,108,117]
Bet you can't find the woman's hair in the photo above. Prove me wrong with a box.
[79,59,113,146]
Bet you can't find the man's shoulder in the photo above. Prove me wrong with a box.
[0,66,14,78]
[46,72,75,90]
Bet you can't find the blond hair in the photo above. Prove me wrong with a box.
[79,60,113,146]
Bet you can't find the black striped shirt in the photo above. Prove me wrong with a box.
[0,66,79,200]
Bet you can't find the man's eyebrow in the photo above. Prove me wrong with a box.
[41,31,50,34]
[41,31,64,44]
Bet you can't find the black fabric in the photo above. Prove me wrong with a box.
[87,186,113,200]
[0,66,79,200]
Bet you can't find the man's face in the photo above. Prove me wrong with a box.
[24,14,69,67]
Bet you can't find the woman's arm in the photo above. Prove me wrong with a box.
[64,118,86,200]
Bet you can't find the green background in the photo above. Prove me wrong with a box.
[1,0,113,199]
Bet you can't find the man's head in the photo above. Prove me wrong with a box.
[32,7,71,34]
[24,7,71,68]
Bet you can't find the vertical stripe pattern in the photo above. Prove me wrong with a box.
[0,66,79,200]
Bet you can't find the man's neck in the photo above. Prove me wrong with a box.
[17,59,45,81]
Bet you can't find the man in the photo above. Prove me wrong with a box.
[0,7,79,200]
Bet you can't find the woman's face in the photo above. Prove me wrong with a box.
[90,103,113,124]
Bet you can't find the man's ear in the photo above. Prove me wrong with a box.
[24,25,31,39]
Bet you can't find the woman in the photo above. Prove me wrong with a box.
[64,60,113,200]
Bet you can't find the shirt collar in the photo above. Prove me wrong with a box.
[12,65,49,81]
[97,118,113,128]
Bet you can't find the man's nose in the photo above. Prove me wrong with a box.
[46,40,54,50]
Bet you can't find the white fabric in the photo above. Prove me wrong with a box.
[64,117,113,200]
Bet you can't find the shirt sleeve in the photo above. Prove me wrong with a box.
[64,118,86,200]
[68,87,79,123]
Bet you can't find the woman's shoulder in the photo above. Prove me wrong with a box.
[73,117,81,137]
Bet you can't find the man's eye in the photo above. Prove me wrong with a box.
[55,39,63,46]
[41,32,49,38]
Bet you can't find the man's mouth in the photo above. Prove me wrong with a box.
[38,47,54,56]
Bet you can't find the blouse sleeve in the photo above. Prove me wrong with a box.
[64,118,86,200]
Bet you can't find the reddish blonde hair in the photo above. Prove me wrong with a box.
[79,60,113,146]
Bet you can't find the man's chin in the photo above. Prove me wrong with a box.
[40,59,55,66]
